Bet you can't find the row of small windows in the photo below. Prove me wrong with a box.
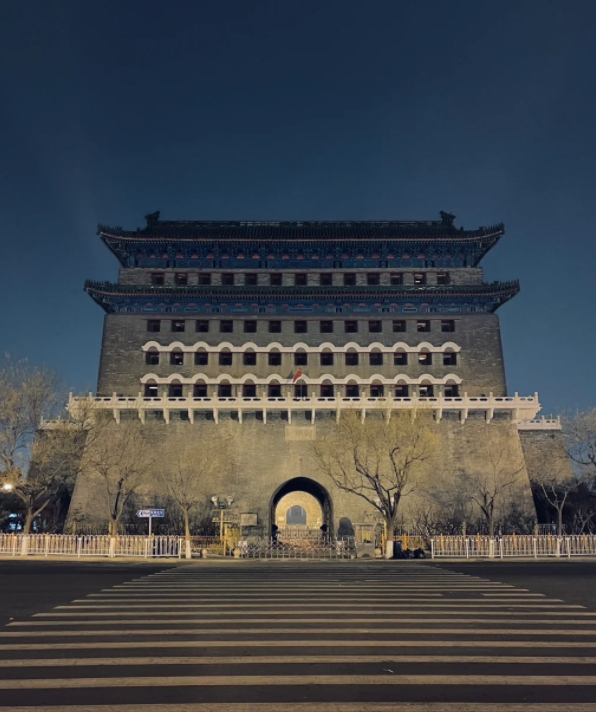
[148,351,458,367]
[148,319,456,334]
[146,383,460,399]
[151,272,450,287]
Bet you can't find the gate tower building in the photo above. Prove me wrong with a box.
[68,211,560,535]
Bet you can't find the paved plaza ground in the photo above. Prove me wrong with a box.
[1,559,596,710]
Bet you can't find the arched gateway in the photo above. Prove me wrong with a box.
[270,477,332,538]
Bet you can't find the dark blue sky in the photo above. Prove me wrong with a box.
[1,0,594,414]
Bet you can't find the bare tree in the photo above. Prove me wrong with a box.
[82,415,156,535]
[0,356,66,533]
[565,409,596,475]
[460,426,527,537]
[158,427,228,540]
[312,410,439,558]
[525,434,576,535]
[14,423,87,533]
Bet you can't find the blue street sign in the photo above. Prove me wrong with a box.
[136,509,165,518]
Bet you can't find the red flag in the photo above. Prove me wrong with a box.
[292,368,303,383]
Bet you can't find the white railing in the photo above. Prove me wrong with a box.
[431,534,596,559]
[68,392,541,424]
[0,534,182,559]
[517,416,562,431]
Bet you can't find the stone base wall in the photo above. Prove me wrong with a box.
[66,416,537,535]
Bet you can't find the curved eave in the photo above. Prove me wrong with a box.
[84,280,519,314]
[98,225,504,243]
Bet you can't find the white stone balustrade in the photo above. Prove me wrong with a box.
[68,391,542,425]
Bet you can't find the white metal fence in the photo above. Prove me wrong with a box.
[431,534,596,559]
[0,533,182,559]
[3,533,596,561]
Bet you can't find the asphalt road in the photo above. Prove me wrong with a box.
[2,558,596,711]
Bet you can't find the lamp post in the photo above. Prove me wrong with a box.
[211,495,235,553]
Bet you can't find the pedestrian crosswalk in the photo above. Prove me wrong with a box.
[2,562,596,711]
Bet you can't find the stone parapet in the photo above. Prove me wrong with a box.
[68,391,541,425]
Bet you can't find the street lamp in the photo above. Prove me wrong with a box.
[1,483,13,492]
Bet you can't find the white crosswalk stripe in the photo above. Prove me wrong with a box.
[1,562,596,710]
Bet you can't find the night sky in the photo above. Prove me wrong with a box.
[1,0,594,415]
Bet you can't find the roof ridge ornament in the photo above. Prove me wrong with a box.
[439,211,456,227]
[144,211,160,227]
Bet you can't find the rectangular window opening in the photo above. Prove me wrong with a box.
[198,274,212,285]
[147,320,161,333]
[413,273,426,285]
[244,320,257,333]
[320,273,333,286]
[220,320,234,333]
[320,320,333,333]
[417,320,430,332]
[151,273,165,286]
[390,273,403,285]
[268,352,282,366]
[196,320,209,333]
[270,273,282,286]
[175,273,188,286]
[294,352,308,366]
[369,352,384,366]
[392,319,406,333]
[222,273,235,286]
[295,273,307,286]
[194,352,209,366]
[243,352,257,366]
[294,320,308,334]
[320,352,334,366]
[441,319,455,333]
[219,352,233,366]
[269,321,282,333]
[394,352,408,366]
[171,320,185,333]
[368,320,382,333]
[344,273,356,286]
[345,352,359,366]
[437,272,450,285]
[345,320,358,333]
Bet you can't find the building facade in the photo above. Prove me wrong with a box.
[67,211,558,535]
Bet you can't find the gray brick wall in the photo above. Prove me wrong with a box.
[96,312,506,397]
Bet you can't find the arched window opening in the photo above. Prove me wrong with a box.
[144,381,159,398]
[243,382,257,398]
[370,382,384,398]
[345,381,360,399]
[194,349,209,366]
[419,382,434,398]
[394,349,408,366]
[169,381,183,398]
[395,383,409,398]
[369,349,383,366]
[193,382,208,398]
[443,349,457,366]
[418,349,432,366]
[145,348,159,366]
[320,380,334,398]
[219,349,233,367]
[345,349,359,366]
[268,382,282,398]
[444,382,460,398]
[170,349,184,366]
[218,382,232,398]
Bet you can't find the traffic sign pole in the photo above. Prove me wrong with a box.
[148,515,152,538]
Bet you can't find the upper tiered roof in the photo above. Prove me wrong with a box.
[97,211,505,269]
